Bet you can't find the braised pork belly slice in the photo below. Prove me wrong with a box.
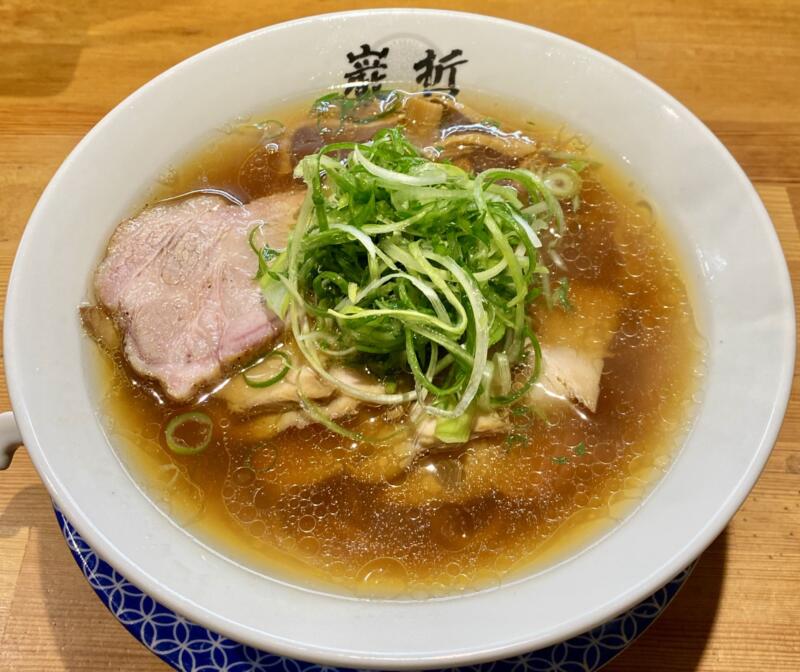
[530,283,624,413]
[225,361,385,438]
[90,190,304,401]
[216,345,337,414]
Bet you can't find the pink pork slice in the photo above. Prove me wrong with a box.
[94,190,305,401]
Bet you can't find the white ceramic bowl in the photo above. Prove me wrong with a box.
[1,9,794,669]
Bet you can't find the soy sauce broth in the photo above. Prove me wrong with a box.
[89,90,705,597]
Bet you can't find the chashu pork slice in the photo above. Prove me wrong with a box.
[228,366,386,440]
[216,349,336,414]
[93,190,305,401]
[530,282,624,413]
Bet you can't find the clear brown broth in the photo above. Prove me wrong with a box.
[91,91,705,597]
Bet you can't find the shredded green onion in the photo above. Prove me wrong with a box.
[165,412,213,455]
[297,390,366,443]
[434,406,475,443]
[491,329,543,406]
[257,124,569,420]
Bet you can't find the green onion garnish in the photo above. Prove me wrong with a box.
[297,390,366,443]
[165,411,213,455]
[242,350,291,388]
[543,166,582,199]
[256,126,569,421]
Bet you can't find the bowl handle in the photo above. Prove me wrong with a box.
[0,412,22,470]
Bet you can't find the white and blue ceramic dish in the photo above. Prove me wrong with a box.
[55,506,694,671]
[0,9,794,670]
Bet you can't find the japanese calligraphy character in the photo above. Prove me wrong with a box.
[344,43,390,97]
[413,48,468,95]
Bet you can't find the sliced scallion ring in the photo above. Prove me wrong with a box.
[543,166,583,199]
[242,350,291,388]
[165,412,213,455]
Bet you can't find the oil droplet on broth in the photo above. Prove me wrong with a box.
[251,446,277,472]
[356,557,409,597]
[232,466,255,486]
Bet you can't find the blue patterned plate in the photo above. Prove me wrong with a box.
[55,507,692,672]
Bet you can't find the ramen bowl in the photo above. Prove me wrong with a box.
[0,9,793,669]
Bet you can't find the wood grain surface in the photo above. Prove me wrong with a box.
[1,1,799,670]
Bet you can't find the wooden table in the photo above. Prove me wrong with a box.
[1,1,798,669]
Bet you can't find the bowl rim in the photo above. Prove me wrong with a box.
[5,8,795,669]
